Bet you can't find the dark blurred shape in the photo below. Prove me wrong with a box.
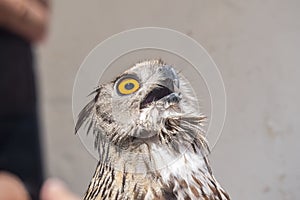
[0,29,36,115]
[0,26,43,200]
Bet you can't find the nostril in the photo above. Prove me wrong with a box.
[173,78,180,89]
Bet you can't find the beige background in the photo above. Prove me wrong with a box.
[37,0,300,199]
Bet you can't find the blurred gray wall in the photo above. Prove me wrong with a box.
[38,0,300,199]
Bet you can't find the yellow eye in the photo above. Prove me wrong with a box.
[117,78,140,95]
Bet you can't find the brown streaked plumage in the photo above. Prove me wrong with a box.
[76,59,230,200]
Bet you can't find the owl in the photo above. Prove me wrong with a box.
[76,59,230,200]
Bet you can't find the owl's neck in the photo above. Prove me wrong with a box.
[84,145,229,200]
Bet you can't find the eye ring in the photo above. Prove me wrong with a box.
[116,75,140,95]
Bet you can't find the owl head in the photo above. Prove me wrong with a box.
[76,59,208,170]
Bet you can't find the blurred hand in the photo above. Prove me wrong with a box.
[0,0,49,42]
[0,172,80,200]
[40,178,80,200]
[0,171,30,200]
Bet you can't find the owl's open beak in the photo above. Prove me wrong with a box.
[140,85,173,109]
[140,66,180,109]
[140,65,179,109]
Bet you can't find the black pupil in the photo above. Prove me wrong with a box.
[125,82,134,90]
